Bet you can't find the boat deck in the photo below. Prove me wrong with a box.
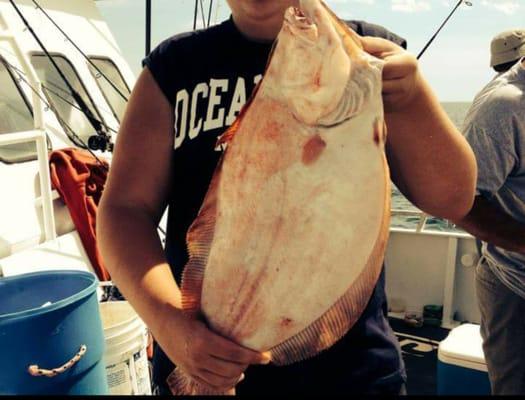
[390,317,451,395]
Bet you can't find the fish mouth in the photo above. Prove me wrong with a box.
[288,0,362,54]
[283,7,318,44]
[289,7,313,25]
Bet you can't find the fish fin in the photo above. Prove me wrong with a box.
[179,157,225,314]
[269,156,391,365]
[166,160,227,395]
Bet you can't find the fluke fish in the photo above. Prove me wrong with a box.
[168,0,391,394]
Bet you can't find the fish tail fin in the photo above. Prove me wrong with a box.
[167,367,233,395]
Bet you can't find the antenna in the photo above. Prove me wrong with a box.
[193,0,198,30]
[417,0,473,60]
[192,0,214,30]
[146,0,152,56]
[207,0,214,28]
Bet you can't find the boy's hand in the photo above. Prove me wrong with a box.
[361,36,422,113]
[156,307,271,392]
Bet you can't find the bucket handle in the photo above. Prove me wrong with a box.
[27,345,87,378]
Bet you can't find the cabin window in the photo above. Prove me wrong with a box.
[0,57,36,163]
[30,53,107,147]
[88,57,130,122]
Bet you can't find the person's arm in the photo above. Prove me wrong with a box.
[361,37,477,221]
[452,93,524,253]
[455,196,525,254]
[97,67,269,392]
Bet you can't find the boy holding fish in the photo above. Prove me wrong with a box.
[98,0,477,395]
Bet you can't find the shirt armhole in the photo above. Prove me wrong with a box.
[142,48,176,106]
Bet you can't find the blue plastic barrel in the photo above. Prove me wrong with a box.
[0,270,109,395]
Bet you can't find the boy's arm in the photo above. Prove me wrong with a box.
[98,67,269,392]
[362,37,477,221]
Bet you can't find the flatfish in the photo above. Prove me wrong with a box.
[168,0,390,394]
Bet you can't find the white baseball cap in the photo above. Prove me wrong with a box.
[490,29,525,67]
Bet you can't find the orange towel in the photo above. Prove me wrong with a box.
[49,148,111,282]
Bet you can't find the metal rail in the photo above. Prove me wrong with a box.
[391,208,469,236]
[0,32,56,242]
[0,130,57,242]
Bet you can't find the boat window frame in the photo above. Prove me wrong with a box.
[86,56,131,123]
[29,51,108,147]
[0,55,37,163]
[0,55,35,120]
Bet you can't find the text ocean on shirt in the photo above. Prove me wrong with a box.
[172,74,263,151]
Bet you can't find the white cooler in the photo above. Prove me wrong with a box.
[437,323,491,395]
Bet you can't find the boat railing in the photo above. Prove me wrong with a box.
[390,208,478,329]
[0,130,57,242]
[391,208,429,233]
[0,31,57,244]
[390,208,471,238]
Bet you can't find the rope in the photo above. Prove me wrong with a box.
[28,345,87,378]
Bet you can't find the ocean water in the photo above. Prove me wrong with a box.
[391,102,471,232]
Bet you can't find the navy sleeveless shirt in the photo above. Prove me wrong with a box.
[143,16,407,395]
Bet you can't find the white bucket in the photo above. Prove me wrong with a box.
[99,301,152,395]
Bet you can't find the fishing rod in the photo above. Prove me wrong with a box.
[199,0,206,28]
[5,57,168,236]
[1,56,52,152]
[9,0,113,152]
[417,0,473,60]
[40,80,120,127]
[207,0,214,28]
[146,0,152,56]
[9,58,121,123]
[193,0,212,30]
[192,1,214,30]
[6,60,118,136]
[4,4,165,235]
[193,0,198,30]
[41,84,119,136]
[4,57,110,169]
[11,61,166,238]
[31,0,129,103]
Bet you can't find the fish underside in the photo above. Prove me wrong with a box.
[168,0,390,394]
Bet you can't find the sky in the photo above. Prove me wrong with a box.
[96,0,524,102]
